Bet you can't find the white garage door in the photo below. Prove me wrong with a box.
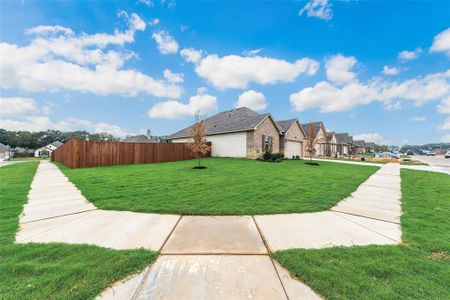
[172,132,247,158]
[285,141,302,159]
[207,132,247,157]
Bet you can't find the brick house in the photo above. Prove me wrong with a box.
[276,119,307,159]
[336,133,352,156]
[169,107,282,159]
[326,131,338,157]
[302,122,327,157]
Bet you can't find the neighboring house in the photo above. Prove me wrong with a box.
[302,122,327,157]
[0,143,13,160]
[365,142,375,153]
[336,133,352,156]
[276,119,307,159]
[14,147,35,158]
[326,131,338,157]
[353,140,367,154]
[122,133,158,143]
[34,141,63,157]
[169,107,281,158]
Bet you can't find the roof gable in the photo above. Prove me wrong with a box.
[301,122,326,138]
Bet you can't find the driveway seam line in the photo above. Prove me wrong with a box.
[252,216,290,300]
[19,208,98,225]
[331,211,400,242]
[330,209,400,225]
[158,215,183,252]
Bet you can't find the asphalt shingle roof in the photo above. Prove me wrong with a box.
[336,133,352,144]
[276,119,297,133]
[0,143,10,151]
[301,122,324,137]
[365,142,376,149]
[51,141,64,147]
[327,131,336,140]
[169,107,275,139]
[353,140,365,147]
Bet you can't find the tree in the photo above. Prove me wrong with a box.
[304,123,318,162]
[188,114,210,168]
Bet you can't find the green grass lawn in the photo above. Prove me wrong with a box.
[274,169,450,299]
[8,157,45,161]
[400,161,429,166]
[0,163,157,300]
[57,158,378,215]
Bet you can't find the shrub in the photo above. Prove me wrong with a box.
[260,151,284,163]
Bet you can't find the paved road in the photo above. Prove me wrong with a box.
[411,155,450,174]
[0,160,24,168]
[412,155,450,167]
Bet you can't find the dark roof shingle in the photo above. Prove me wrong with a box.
[336,133,352,144]
[302,122,324,137]
[276,119,297,133]
[169,107,275,139]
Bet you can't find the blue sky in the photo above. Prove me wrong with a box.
[1,0,449,145]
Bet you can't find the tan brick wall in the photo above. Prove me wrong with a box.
[303,127,327,157]
[247,116,280,158]
[281,122,305,152]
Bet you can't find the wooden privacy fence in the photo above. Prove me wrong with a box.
[52,140,211,168]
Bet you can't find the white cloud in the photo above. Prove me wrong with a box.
[193,54,319,89]
[137,0,154,7]
[152,30,179,54]
[353,133,389,145]
[383,65,400,75]
[325,54,357,84]
[299,0,332,21]
[438,117,450,130]
[236,90,267,111]
[0,15,182,99]
[148,18,160,26]
[180,48,203,63]
[163,69,184,83]
[148,90,218,119]
[437,95,450,114]
[430,28,450,56]
[290,69,450,113]
[128,12,146,31]
[0,97,39,116]
[441,133,450,142]
[398,48,422,60]
[408,116,427,122]
[66,118,130,136]
[26,25,74,36]
[243,48,263,56]
[290,81,378,112]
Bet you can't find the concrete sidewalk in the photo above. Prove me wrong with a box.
[16,160,404,300]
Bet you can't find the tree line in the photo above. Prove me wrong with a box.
[0,129,119,149]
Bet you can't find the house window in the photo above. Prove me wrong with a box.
[264,135,271,152]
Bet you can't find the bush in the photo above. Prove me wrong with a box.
[260,151,284,163]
